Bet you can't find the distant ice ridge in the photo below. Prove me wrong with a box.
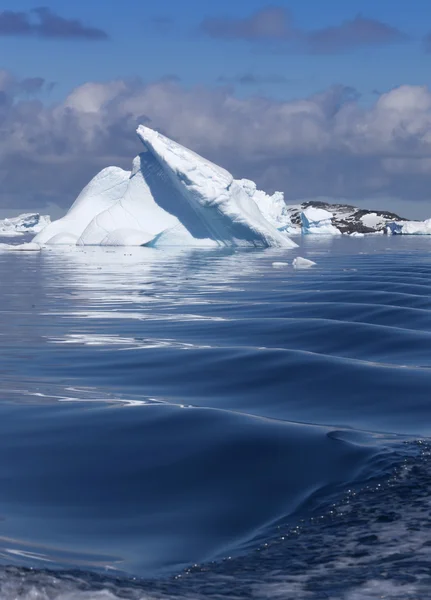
[33,126,297,249]
[301,207,341,236]
[0,213,50,237]
[387,218,431,235]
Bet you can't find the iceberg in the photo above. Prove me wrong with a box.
[0,213,51,237]
[293,257,317,269]
[301,207,341,236]
[33,126,297,249]
[386,219,431,235]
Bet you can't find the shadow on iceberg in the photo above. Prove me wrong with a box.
[33,126,297,249]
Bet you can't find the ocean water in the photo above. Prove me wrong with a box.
[0,234,430,599]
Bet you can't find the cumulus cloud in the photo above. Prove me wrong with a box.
[2,70,431,210]
[0,7,108,40]
[200,6,406,53]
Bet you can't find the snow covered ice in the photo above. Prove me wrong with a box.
[301,207,341,236]
[0,213,50,237]
[387,218,431,235]
[33,126,297,250]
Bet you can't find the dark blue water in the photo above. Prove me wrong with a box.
[0,235,431,599]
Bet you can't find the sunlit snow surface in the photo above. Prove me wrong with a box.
[0,235,431,598]
[33,127,296,249]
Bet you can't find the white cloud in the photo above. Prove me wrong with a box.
[2,71,431,210]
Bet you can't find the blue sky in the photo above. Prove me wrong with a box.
[2,0,431,217]
[2,0,431,102]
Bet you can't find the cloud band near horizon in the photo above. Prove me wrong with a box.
[1,70,431,212]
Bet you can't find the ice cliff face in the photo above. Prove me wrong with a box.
[0,213,51,237]
[33,126,296,249]
[387,219,431,235]
[236,180,299,235]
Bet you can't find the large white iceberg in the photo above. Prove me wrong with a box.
[387,219,431,235]
[33,126,297,249]
[0,213,51,237]
[301,207,341,236]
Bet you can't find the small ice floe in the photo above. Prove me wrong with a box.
[272,262,289,268]
[0,231,25,238]
[0,242,41,252]
[350,232,365,238]
[292,256,316,269]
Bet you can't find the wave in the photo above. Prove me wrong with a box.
[0,235,430,593]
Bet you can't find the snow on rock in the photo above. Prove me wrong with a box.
[360,213,386,230]
[301,207,341,236]
[293,257,317,269]
[0,213,51,236]
[34,126,297,249]
[386,219,431,235]
[284,202,405,234]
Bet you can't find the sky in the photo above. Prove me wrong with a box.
[2,0,431,218]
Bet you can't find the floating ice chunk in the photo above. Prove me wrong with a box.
[0,213,51,235]
[350,232,365,238]
[272,262,289,268]
[387,219,431,235]
[293,256,316,269]
[0,242,41,252]
[0,231,24,237]
[301,207,341,236]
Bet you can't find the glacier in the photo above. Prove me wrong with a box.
[301,207,341,236]
[0,213,50,237]
[33,126,297,250]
